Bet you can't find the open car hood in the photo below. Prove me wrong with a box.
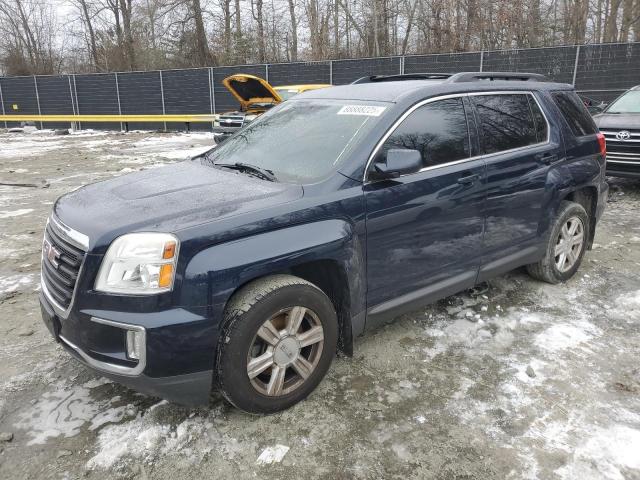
[222,74,283,111]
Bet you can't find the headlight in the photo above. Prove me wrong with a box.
[95,233,179,294]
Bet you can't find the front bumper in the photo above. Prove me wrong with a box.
[212,126,241,134]
[39,290,214,406]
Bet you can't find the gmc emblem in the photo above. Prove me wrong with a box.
[43,239,62,268]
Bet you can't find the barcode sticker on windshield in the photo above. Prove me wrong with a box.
[337,105,386,116]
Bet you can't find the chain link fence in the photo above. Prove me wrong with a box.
[1,42,639,130]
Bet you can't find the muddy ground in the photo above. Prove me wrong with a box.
[0,129,639,480]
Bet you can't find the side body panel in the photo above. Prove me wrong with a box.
[179,185,368,344]
[363,160,486,329]
[471,92,564,281]
[476,91,606,283]
[539,91,607,241]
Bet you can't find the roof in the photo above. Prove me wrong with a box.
[301,75,574,104]
[301,80,446,102]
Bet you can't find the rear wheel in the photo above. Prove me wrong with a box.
[527,201,589,284]
[216,275,338,413]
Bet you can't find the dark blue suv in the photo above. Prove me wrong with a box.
[39,72,608,413]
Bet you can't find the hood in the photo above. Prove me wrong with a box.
[594,112,640,129]
[54,161,303,251]
[222,74,282,111]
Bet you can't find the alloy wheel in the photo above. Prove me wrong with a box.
[247,306,324,396]
[554,216,585,273]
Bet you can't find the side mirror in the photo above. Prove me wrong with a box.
[371,149,422,180]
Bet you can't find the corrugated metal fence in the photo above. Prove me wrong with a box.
[1,42,639,131]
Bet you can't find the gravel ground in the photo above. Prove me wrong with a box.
[0,130,639,480]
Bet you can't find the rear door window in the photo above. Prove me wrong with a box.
[379,97,470,169]
[552,91,597,137]
[471,94,539,154]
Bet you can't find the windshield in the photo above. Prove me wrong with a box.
[274,89,298,101]
[606,90,640,114]
[203,99,385,183]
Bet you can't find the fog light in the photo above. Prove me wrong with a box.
[126,330,145,360]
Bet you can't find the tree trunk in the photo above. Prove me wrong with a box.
[604,0,623,41]
[288,0,298,61]
[14,0,38,68]
[107,0,124,60]
[620,0,635,40]
[118,0,136,70]
[373,0,380,56]
[595,0,604,42]
[191,0,212,65]
[255,0,265,62]
[528,0,542,46]
[334,0,340,56]
[401,0,417,54]
[223,0,232,61]
[79,0,100,71]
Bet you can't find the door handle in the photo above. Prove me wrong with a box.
[538,153,558,165]
[457,173,479,185]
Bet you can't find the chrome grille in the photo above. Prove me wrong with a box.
[602,129,640,164]
[218,115,245,128]
[41,219,87,310]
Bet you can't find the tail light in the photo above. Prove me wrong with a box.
[597,132,606,158]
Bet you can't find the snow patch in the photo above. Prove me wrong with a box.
[0,208,33,218]
[87,413,211,469]
[256,444,290,465]
[0,274,34,294]
[535,322,597,353]
[609,290,640,321]
[14,378,128,445]
[556,425,640,480]
[423,311,544,360]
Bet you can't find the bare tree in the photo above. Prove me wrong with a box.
[2,0,639,74]
[288,0,299,60]
[221,0,233,61]
[73,0,101,71]
[192,0,214,64]
[0,0,60,74]
[252,0,266,62]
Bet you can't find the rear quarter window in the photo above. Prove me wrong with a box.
[552,91,597,137]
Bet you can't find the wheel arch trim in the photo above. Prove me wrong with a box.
[181,219,366,353]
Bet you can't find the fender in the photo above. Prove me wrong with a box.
[543,149,602,238]
[539,90,605,240]
[180,218,367,347]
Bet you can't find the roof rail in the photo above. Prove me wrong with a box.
[448,72,549,83]
[351,73,453,84]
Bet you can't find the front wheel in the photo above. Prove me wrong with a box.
[527,200,589,284]
[216,275,338,414]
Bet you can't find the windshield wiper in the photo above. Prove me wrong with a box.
[215,162,278,182]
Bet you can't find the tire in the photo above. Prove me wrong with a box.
[527,200,589,284]
[216,274,338,414]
